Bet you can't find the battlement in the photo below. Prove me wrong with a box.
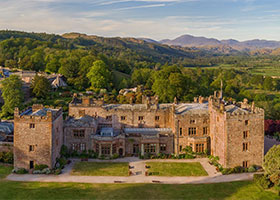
[14,105,62,122]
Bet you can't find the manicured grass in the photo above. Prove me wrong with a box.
[0,165,278,199]
[0,164,13,179]
[146,162,208,176]
[0,180,278,200]
[71,162,129,176]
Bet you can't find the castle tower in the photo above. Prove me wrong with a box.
[14,105,63,170]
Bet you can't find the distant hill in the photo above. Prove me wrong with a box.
[158,34,280,50]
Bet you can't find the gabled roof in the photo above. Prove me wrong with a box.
[51,75,67,88]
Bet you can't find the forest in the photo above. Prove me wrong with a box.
[1,30,280,121]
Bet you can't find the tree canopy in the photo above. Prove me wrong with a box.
[31,75,52,98]
[1,75,24,118]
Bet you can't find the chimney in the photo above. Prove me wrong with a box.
[199,96,203,104]
[82,96,90,106]
[174,97,178,105]
[32,104,44,112]
[79,110,86,117]
[14,107,20,117]
[220,102,225,112]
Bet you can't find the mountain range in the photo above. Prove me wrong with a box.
[141,34,280,51]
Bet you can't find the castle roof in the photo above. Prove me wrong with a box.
[175,103,208,115]
[21,107,60,117]
[124,128,172,135]
[64,115,97,127]
[225,104,250,114]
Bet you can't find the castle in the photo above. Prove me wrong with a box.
[13,91,264,170]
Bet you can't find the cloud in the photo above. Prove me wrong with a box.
[115,3,166,10]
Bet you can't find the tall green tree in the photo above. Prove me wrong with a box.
[87,60,112,90]
[31,75,52,98]
[1,75,24,117]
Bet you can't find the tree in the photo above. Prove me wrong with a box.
[87,60,112,90]
[1,75,24,117]
[263,77,274,91]
[263,145,280,185]
[31,75,52,98]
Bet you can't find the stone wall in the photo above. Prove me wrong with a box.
[0,142,13,152]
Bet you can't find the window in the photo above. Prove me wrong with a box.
[155,116,160,121]
[160,144,166,151]
[144,144,156,153]
[179,128,183,136]
[243,142,249,151]
[243,161,248,168]
[101,144,111,155]
[203,118,207,124]
[203,127,208,135]
[73,130,85,138]
[30,161,34,169]
[195,144,205,153]
[121,116,126,121]
[95,144,99,153]
[112,144,117,154]
[243,131,249,139]
[217,117,219,122]
[80,143,86,151]
[133,144,139,154]
[179,145,182,152]
[188,127,197,136]
[245,120,249,126]
[155,125,160,128]
[190,119,196,124]
[30,123,35,129]
[72,143,79,151]
[138,116,144,121]
[106,116,112,121]
[29,145,35,152]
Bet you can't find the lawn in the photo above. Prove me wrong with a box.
[0,164,12,179]
[146,162,208,176]
[71,162,129,176]
[0,164,279,199]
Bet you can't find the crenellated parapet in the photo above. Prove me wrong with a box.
[14,105,62,122]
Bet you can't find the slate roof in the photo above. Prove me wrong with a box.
[175,103,209,115]
[21,107,60,117]
[64,115,97,127]
[225,104,249,114]
[124,128,172,135]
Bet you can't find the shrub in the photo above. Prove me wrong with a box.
[254,174,273,189]
[111,154,119,159]
[185,154,195,159]
[54,168,62,175]
[233,166,244,173]
[248,166,257,173]
[57,158,67,168]
[42,168,51,175]
[13,168,28,174]
[34,164,49,171]
[60,145,69,158]
[221,168,231,175]
[0,152,13,164]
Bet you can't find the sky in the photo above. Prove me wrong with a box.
[1,0,280,41]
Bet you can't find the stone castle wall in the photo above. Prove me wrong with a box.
[0,142,13,152]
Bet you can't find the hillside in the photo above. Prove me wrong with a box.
[159,34,280,51]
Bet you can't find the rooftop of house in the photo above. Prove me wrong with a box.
[225,104,250,114]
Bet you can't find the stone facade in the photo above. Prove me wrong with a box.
[12,92,265,169]
[13,105,63,170]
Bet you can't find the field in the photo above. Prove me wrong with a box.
[146,162,208,176]
[188,64,280,77]
[0,164,279,199]
[71,162,129,176]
